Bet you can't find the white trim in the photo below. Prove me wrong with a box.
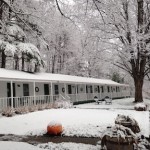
[51,82,53,103]
[33,81,36,104]
[10,81,13,109]
[75,83,77,102]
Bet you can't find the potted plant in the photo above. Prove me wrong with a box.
[101,125,137,150]
[115,114,140,133]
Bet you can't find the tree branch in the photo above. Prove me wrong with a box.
[92,0,105,24]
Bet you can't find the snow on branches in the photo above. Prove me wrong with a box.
[6,23,26,42]
[5,42,17,57]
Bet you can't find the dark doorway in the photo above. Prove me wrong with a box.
[44,84,49,95]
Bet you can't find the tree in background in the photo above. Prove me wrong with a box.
[35,0,82,74]
[53,0,114,78]
[0,0,45,72]
[55,0,150,102]
[111,72,124,83]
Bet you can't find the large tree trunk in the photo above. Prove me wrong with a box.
[52,55,56,73]
[134,77,144,102]
[132,0,145,103]
[0,2,5,68]
[15,56,19,70]
[1,51,6,68]
[22,53,25,71]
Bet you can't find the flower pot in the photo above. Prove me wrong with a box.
[105,135,134,150]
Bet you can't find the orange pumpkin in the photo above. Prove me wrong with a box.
[47,123,63,135]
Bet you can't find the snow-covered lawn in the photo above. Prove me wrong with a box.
[76,97,150,110]
[0,108,149,137]
[0,98,149,150]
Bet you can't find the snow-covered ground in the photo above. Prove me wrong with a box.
[76,97,150,110]
[0,98,149,150]
[0,108,149,137]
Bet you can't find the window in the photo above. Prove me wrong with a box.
[116,87,120,92]
[54,85,59,95]
[111,87,113,92]
[97,86,100,93]
[118,87,120,92]
[77,85,79,93]
[107,86,110,93]
[90,85,93,93]
[113,87,116,92]
[86,85,93,93]
[23,84,29,96]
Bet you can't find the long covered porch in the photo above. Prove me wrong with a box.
[0,79,129,111]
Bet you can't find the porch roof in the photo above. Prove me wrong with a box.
[0,68,126,86]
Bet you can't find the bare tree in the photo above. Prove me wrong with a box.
[89,0,150,102]
[56,0,150,102]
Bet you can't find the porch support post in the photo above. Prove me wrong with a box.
[51,82,53,103]
[10,80,13,109]
[100,85,102,100]
[111,86,112,99]
[85,84,87,101]
[33,81,35,105]
[75,83,77,102]
[92,85,94,100]
[64,83,67,99]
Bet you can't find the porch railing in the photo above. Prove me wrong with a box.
[0,94,73,112]
[0,91,130,112]
[0,95,52,111]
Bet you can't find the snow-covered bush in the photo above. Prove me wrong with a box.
[45,103,53,109]
[15,106,29,114]
[2,107,15,117]
[37,104,47,111]
[4,43,17,57]
[115,114,140,133]
[134,103,147,111]
[53,100,72,109]
[28,106,38,112]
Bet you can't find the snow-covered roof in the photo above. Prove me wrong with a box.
[0,68,127,86]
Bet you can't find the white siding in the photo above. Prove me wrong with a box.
[0,81,7,97]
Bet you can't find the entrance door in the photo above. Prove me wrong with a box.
[68,85,72,94]
[44,84,49,95]
[44,84,49,102]
[7,83,16,107]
